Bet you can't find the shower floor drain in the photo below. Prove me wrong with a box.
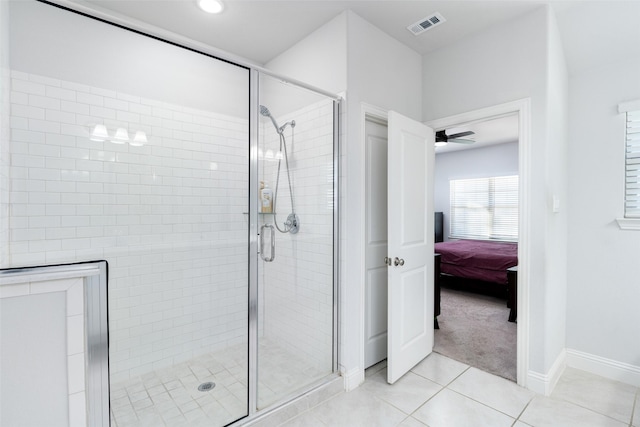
[198,382,216,392]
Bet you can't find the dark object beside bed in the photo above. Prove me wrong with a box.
[435,212,444,243]
[434,240,518,320]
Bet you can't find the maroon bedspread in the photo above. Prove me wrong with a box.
[434,240,518,285]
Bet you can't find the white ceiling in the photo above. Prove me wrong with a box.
[70,0,640,73]
[74,0,566,66]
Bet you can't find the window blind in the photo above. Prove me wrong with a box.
[450,175,519,241]
[625,110,640,218]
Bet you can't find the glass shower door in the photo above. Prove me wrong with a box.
[256,74,336,409]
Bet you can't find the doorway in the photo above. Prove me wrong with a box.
[361,108,435,384]
[432,113,519,382]
[363,117,389,369]
[361,99,531,387]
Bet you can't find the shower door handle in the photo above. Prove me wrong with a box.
[259,224,275,262]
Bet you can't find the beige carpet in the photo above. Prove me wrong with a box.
[434,287,517,382]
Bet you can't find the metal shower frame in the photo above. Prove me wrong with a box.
[30,2,342,424]
[248,69,341,418]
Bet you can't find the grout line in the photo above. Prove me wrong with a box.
[513,397,534,426]
[442,364,471,388]
[630,388,639,427]
[445,387,520,421]
[419,359,532,422]
[403,360,472,419]
[549,386,636,425]
[405,384,447,419]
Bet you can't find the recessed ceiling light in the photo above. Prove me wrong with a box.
[197,0,224,14]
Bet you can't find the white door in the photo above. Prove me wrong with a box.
[387,111,435,384]
[364,119,389,368]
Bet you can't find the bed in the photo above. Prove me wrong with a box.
[434,239,518,286]
[434,239,519,322]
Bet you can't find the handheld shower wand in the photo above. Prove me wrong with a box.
[259,105,299,234]
[260,105,281,134]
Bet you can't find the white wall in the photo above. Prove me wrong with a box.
[266,12,347,95]
[541,7,570,377]
[423,6,569,384]
[434,142,519,241]
[346,11,422,119]
[566,57,640,368]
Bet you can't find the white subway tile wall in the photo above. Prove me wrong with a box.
[259,99,334,378]
[9,71,250,382]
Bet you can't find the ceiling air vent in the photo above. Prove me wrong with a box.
[407,12,446,36]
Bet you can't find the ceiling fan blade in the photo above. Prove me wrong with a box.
[449,138,475,144]
[448,130,475,139]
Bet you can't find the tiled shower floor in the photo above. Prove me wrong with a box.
[110,341,327,427]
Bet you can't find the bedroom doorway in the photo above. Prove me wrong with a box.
[432,113,519,382]
[360,99,531,388]
[427,99,530,386]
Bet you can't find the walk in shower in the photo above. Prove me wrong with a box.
[1,2,338,426]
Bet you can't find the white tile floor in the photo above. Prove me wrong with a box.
[110,340,328,427]
[110,344,248,427]
[281,353,640,427]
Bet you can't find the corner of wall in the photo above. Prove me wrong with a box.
[341,365,365,392]
[542,1,570,372]
[345,10,422,120]
[527,348,566,395]
[265,11,348,95]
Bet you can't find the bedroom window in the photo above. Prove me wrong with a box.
[449,175,519,241]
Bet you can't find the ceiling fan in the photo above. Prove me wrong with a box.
[435,129,475,146]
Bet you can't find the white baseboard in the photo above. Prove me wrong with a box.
[566,348,640,387]
[527,349,566,396]
[342,367,364,391]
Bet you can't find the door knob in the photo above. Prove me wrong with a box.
[394,257,405,267]
[384,257,392,266]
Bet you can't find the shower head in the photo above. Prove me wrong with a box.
[259,104,281,134]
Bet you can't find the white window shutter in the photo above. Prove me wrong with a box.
[450,175,519,241]
[625,110,640,218]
